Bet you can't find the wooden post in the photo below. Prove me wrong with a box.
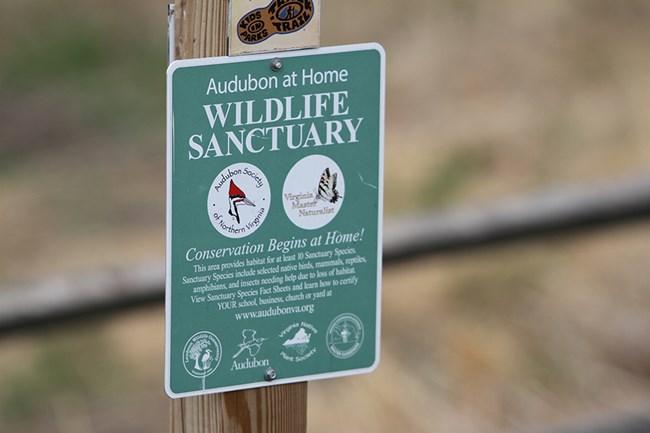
[171,384,308,433]
[169,1,308,432]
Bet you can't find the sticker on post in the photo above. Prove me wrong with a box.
[229,0,321,56]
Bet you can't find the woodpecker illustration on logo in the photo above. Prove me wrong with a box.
[208,163,270,238]
[228,180,255,224]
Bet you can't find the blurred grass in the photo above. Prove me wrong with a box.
[418,148,490,208]
[0,0,650,432]
[0,328,123,426]
[444,258,543,320]
[0,1,165,157]
[2,22,107,88]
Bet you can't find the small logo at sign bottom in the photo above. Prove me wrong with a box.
[327,313,364,359]
[279,322,317,362]
[183,331,222,378]
[231,329,270,371]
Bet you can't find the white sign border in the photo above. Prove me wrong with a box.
[165,43,385,398]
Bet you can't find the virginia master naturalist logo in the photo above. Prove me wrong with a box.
[207,163,271,239]
[327,313,364,359]
[282,154,345,230]
[183,331,223,378]
[237,0,314,44]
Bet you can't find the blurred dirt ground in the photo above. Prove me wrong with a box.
[1,0,650,432]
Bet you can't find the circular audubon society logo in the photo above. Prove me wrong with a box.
[183,331,222,378]
[207,162,270,239]
[327,313,364,359]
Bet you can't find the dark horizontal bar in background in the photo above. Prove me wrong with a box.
[0,261,166,333]
[517,409,650,433]
[383,174,650,261]
[1,175,650,333]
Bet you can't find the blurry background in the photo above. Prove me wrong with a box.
[1,0,650,432]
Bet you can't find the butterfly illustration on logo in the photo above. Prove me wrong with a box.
[315,167,342,204]
[228,180,255,224]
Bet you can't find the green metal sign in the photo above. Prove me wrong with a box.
[165,44,384,397]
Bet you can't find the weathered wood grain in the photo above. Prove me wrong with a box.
[175,0,228,59]
[170,383,308,433]
[170,2,307,432]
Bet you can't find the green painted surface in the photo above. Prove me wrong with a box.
[166,45,383,396]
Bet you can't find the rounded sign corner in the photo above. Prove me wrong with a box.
[166,60,183,78]
[366,42,386,60]
[164,379,182,399]
[367,350,381,373]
